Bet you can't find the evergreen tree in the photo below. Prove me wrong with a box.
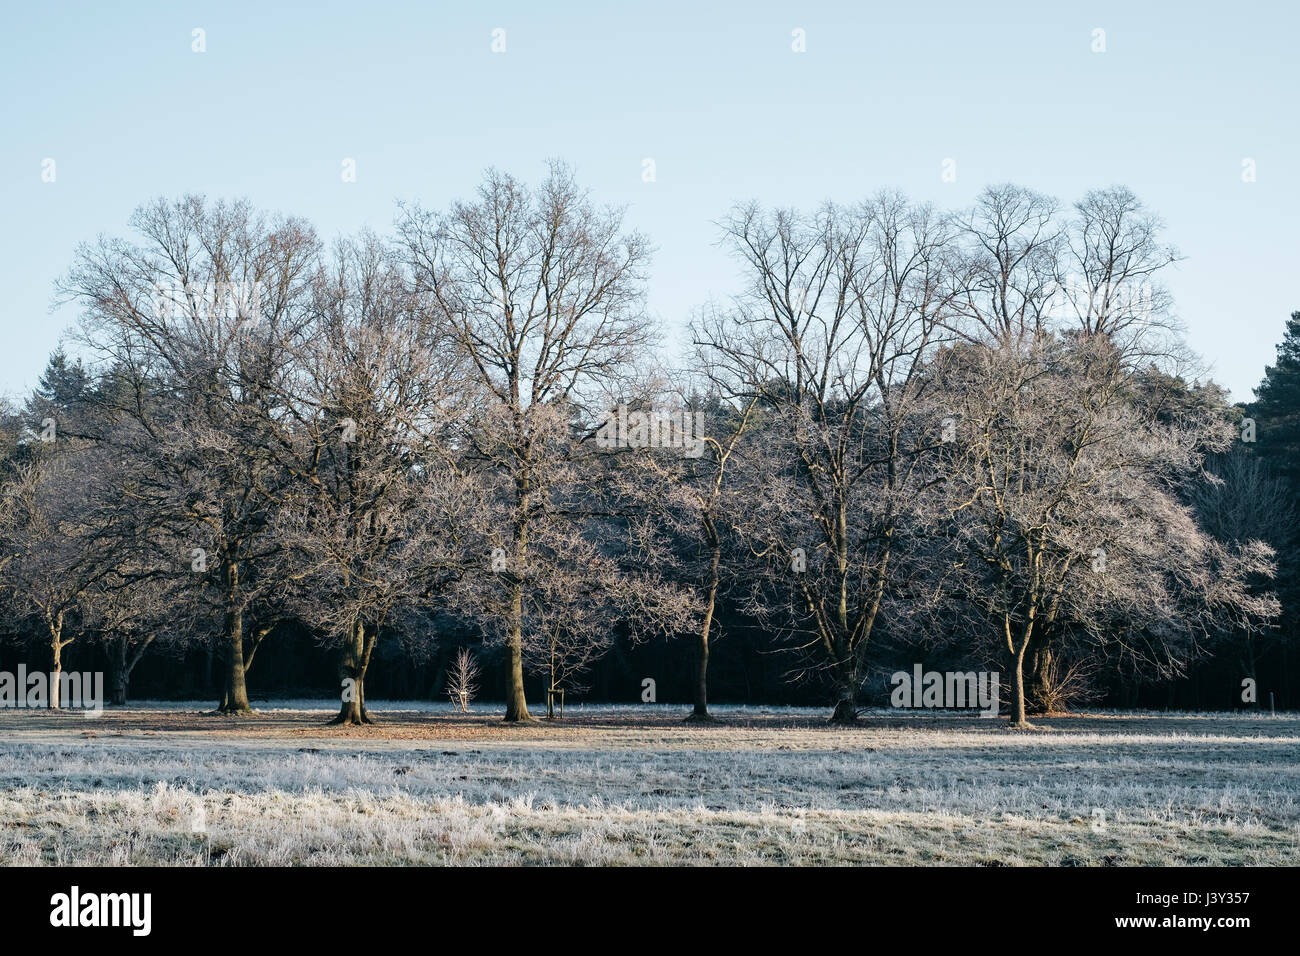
[1246,310,1300,706]
[1249,311,1300,485]
[25,349,92,445]
[34,349,90,410]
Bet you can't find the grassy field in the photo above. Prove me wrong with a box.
[1,703,1297,865]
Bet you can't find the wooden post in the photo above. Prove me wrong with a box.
[546,688,565,718]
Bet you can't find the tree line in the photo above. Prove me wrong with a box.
[1,164,1295,726]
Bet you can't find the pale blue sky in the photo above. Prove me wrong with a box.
[2,0,1296,401]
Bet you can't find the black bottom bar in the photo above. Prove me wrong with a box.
[1,864,1286,945]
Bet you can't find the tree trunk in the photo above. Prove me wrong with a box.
[331,619,375,726]
[111,634,155,707]
[1027,640,1052,715]
[687,543,721,723]
[216,559,252,714]
[1024,630,1040,709]
[829,699,857,723]
[504,582,531,721]
[50,624,63,711]
[503,489,533,722]
[829,659,858,724]
[219,603,251,714]
[109,637,128,706]
[1010,639,1031,728]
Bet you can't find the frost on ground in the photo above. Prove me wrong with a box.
[0,704,1296,866]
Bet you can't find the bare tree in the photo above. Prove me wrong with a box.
[60,196,320,714]
[949,184,1062,344]
[699,192,957,721]
[398,162,656,722]
[605,370,759,721]
[933,333,1279,726]
[445,647,480,713]
[1061,185,1182,360]
[0,354,205,707]
[263,233,473,724]
[25,176,1282,727]
[3,455,99,707]
[83,571,199,706]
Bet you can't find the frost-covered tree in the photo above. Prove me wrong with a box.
[60,196,321,713]
[263,234,473,724]
[3,455,98,706]
[934,333,1278,726]
[446,648,480,712]
[398,163,660,722]
[698,192,958,722]
[606,379,758,722]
